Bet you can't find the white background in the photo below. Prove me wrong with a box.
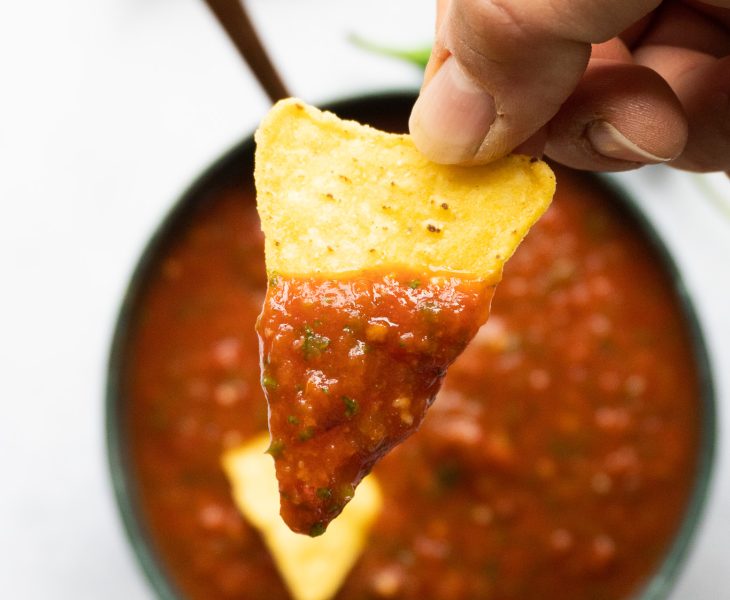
[1,1,728,598]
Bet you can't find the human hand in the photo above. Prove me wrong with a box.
[409,0,730,173]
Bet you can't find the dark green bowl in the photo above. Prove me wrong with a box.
[106,91,715,600]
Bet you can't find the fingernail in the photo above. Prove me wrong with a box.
[409,56,496,164]
[587,120,671,163]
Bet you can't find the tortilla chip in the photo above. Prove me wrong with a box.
[253,99,555,535]
[222,434,382,600]
[255,98,555,282]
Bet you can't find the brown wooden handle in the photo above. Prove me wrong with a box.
[203,0,290,103]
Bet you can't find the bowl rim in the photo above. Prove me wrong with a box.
[105,90,716,600]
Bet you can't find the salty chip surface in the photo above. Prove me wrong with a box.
[222,434,382,600]
[255,99,554,535]
[256,100,555,281]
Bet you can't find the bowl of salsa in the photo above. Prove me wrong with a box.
[106,92,715,600]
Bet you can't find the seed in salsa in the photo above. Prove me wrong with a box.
[257,271,492,534]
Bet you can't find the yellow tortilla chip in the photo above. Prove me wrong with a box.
[221,434,382,600]
[252,99,555,535]
[255,98,555,282]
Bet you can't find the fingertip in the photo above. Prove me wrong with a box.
[409,56,496,164]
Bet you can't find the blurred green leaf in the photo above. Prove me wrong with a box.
[349,33,431,70]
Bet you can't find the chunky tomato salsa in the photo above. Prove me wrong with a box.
[121,166,701,600]
[258,272,492,535]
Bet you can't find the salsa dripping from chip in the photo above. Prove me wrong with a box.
[254,99,555,536]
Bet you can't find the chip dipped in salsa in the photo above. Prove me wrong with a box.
[258,271,493,535]
[254,99,555,534]
[114,97,709,600]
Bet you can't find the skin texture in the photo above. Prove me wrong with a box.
[409,0,730,174]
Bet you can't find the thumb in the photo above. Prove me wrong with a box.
[409,0,661,164]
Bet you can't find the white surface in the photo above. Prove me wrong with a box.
[0,1,728,598]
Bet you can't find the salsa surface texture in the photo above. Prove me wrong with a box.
[257,272,492,534]
[121,166,702,600]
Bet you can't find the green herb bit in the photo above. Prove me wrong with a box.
[483,561,500,581]
[408,279,421,289]
[338,482,356,502]
[309,522,327,537]
[266,439,285,459]
[287,415,300,425]
[268,272,280,287]
[436,463,462,490]
[327,502,344,515]
[261,373,278,390]
[586,212,610,239]
[419,301,440,315]
[342,396,359,418]
[316,487,333,500]
[298,426,315,442]
[302,325,331,359]
[348,34,431,69]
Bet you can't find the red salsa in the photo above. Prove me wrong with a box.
[258,272,492,534]
[121,167,701,600]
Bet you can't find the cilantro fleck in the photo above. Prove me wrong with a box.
[408,279,421,289]
[298,426,315,441]
[302,325,330,359]
[287,415,300,425]
[261,373,278,390]
[309,522,327,537]
[327,502,344,515]
[338,482,355,502]
[436,462,462,490]
[316,487,333,500]
[419,301,439,314]
[342,396,359,418]
[484,561,499,580]
[266,439,285,458]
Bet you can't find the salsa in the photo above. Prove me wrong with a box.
[258,272,492,534]
[120,166,701,600]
